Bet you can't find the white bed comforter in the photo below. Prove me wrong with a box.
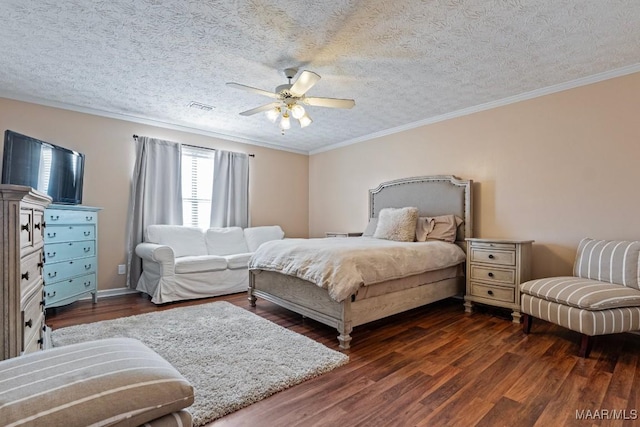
[248,237,466,302]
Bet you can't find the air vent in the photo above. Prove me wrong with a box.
[188,101,214,111]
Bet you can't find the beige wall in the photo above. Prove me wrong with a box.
[309,72,640,279]
[0,98,309,291]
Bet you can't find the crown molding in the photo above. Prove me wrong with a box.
[0,92,308,155]
[310,63,640,155]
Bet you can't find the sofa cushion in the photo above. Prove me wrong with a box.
[521,276,640,310]
[146,225,207,257]
[0,338,194,427]
[244,226,285,252]
[175,255,227,273]
[573,238,640,290]
[225,252,253,269]
[205,227,250,256]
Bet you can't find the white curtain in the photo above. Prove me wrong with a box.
[126,136,182,288]
[210,150,249,228]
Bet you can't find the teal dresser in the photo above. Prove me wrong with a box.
[43,205,101,308]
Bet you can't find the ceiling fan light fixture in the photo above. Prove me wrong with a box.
[290,103,305,119]
[298,113,312,128]
[280,112,291,130]
[265,106,280,122]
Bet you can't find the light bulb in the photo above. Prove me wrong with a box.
[298,113,312,128]
[290,104,305,119]
[265,107,280,123]
[280,112,291,130]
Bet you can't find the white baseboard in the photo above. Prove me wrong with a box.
[78,287,140,301]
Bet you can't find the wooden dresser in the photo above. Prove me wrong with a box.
[463,238,534,323]
[43,204,101,308]
[0,185,52,360]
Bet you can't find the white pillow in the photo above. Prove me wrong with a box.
[205,227,249,255]
[362,218,378,237]
[373,207,419,242]
[145,225,207,257]
[244,226,285,252]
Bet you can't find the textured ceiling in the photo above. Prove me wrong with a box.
[1,1,639,154]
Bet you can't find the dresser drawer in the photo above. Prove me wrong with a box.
[45,224,95,243]
[20,209,34,253]
[45,209,97,225]
[44,273,96,306]
[470,248,515,266]
[20,250,44,295]
[22,287,44,354]
[23,314,44,355]
[470,265,515,285]
[44,256,97,283]
[45,241,96,262]
[470,282,515,304]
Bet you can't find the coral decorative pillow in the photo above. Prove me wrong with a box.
[373,207,419,242]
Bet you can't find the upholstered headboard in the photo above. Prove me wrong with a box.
[368,175,473,244]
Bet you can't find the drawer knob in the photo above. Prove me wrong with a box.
[488,272,494,277]
[21,223,29,231]
[487,290,494,296]
[47,252,57,258]
[85,264,92,270]
[488,254,495,259]
[50,215,60,221]
[21,272,29,281]
[84,247,91,253]
[86,216,93,221]
[84,281,92,287]
[47,291,56,297]
[25,319,33,328]
[84,231,91,236]
[40,299,45,306]
[48,272,57,278]
[47,232,57,238]
[37,262,44,268]
[37,338,44,346]
[34,222,41,230]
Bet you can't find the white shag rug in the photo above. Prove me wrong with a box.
[51,301,348,426]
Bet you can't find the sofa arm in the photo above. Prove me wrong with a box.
[136,242,175,263]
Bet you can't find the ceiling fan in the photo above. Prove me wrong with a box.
[226,68,355,132]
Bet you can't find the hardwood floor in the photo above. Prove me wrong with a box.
[46,293,640,426]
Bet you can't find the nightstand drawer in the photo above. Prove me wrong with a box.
[470,282,515,304]
[469,241,516,250]
[470,248,515,266]
[470,265,515,285]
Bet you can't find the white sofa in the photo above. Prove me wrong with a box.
[136,225,284,304]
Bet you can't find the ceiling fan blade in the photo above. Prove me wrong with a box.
[304,97,355,109]
[239,102,280,116]
[226,82,278,99]
[289,71,321,97]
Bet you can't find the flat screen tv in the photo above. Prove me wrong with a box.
[1,130,85,204]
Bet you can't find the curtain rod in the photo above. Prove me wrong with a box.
[132,134,255,157]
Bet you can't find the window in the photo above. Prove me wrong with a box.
[181,146,214,228]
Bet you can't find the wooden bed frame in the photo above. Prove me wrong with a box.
[249,175,473,349]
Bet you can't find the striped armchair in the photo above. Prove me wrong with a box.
[520,238,640,357]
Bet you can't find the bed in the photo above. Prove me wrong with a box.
[248,175,473,349]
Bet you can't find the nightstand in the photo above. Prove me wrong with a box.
[325,232,363,238]
[463,238,533,323]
